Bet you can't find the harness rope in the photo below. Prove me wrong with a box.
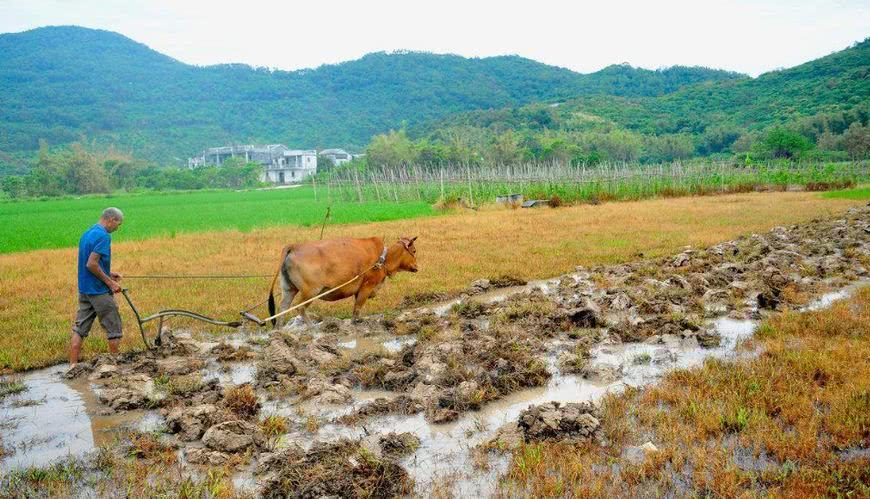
[119,243,404,347]
[125,274,269,279]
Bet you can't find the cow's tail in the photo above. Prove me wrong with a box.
[267,244,294,326]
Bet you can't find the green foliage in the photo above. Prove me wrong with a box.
[842,122,870,159]
[408,39,869,164]
[821,186,870,200]
[754,127,813,159]
[0,26,744,164]
[327,160,867,206]
[1,142,265,198]
[366,130,418,167]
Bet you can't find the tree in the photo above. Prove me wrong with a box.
[842,122,870,159]
[643,134,695,162]
[218,157,263,189]
[66,144,110,194]
[316,155,336,173]
[366,130,418,168]
[486,131,521,165]
[755,127,812,159]
[1,176,25,198]
[700,126,740,155]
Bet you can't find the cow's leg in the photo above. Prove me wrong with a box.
[275,283,298,328]
[294,287,321,326]
[352,286,374,322]
[275,261,299,328]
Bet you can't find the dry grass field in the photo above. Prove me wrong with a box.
[0,191,862,372]
[500,286,870,497]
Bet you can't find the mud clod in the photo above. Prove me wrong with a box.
[378,432,420,457]
[260,439,413,499]
[202,420,265,453]
[166,403,225,441]
[518,401,601,442]
[339,396,423,425]
[212,342,255,362]
[490,275,528,288]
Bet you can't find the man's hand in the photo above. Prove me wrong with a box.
[109,280,122,294]
[111,272,123,281]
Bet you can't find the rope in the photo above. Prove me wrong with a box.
[124,274,270,279]
[243,256,387,325]
[252,272,365,324]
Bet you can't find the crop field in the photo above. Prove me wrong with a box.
[3,161,866,255]
[326,161,869,205]
[0,189,865,372]
[0,187,436,254]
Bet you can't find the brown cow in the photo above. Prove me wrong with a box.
[267,236,419,326]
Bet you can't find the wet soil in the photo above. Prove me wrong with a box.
[2,204,868,497]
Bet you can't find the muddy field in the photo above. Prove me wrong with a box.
[1,204,868,497]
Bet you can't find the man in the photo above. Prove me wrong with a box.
[69,207,124,370]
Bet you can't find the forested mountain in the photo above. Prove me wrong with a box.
[403,38,869,164]
[0,26,743,164]
[557,37,870,135]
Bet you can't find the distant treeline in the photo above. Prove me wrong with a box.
[362,119,870,169]
[0,142,263,199]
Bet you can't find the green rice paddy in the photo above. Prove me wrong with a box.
[0,187,435,254]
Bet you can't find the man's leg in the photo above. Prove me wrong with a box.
[70,294,96,367]
[92,294,123,359]
[69,333,83,366]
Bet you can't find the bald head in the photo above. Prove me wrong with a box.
[100,207,124,233]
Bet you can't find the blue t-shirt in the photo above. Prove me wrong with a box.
[78,224,112,295]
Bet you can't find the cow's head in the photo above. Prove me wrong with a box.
[396,236,419,273]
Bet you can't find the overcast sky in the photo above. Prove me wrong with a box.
[1,0,867,76]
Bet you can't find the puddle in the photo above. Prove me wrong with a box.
[0,365,157,471]
[338,335,417,355]
[431,278,560,316]
[203,361,257,386]
[803,279,869,311]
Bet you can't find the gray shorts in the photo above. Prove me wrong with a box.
[74,293,123,340]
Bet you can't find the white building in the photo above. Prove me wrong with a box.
[188,144,317,184]
[319,148,353,166]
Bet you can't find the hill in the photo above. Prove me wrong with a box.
[409,38,869,163]
[0,26,743,164]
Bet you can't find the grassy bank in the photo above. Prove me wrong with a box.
[822,185,870,200]
[0,187,435,254]
[0,190,863,372]
[500,286,870,497]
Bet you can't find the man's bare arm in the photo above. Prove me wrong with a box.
[86,252,121,293]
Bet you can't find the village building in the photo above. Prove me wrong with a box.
[319,148,353,166]
[188,144,317,184]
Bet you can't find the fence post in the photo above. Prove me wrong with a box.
[467,166,475,208]
[353,170,364,203]
[371,172,382,202]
